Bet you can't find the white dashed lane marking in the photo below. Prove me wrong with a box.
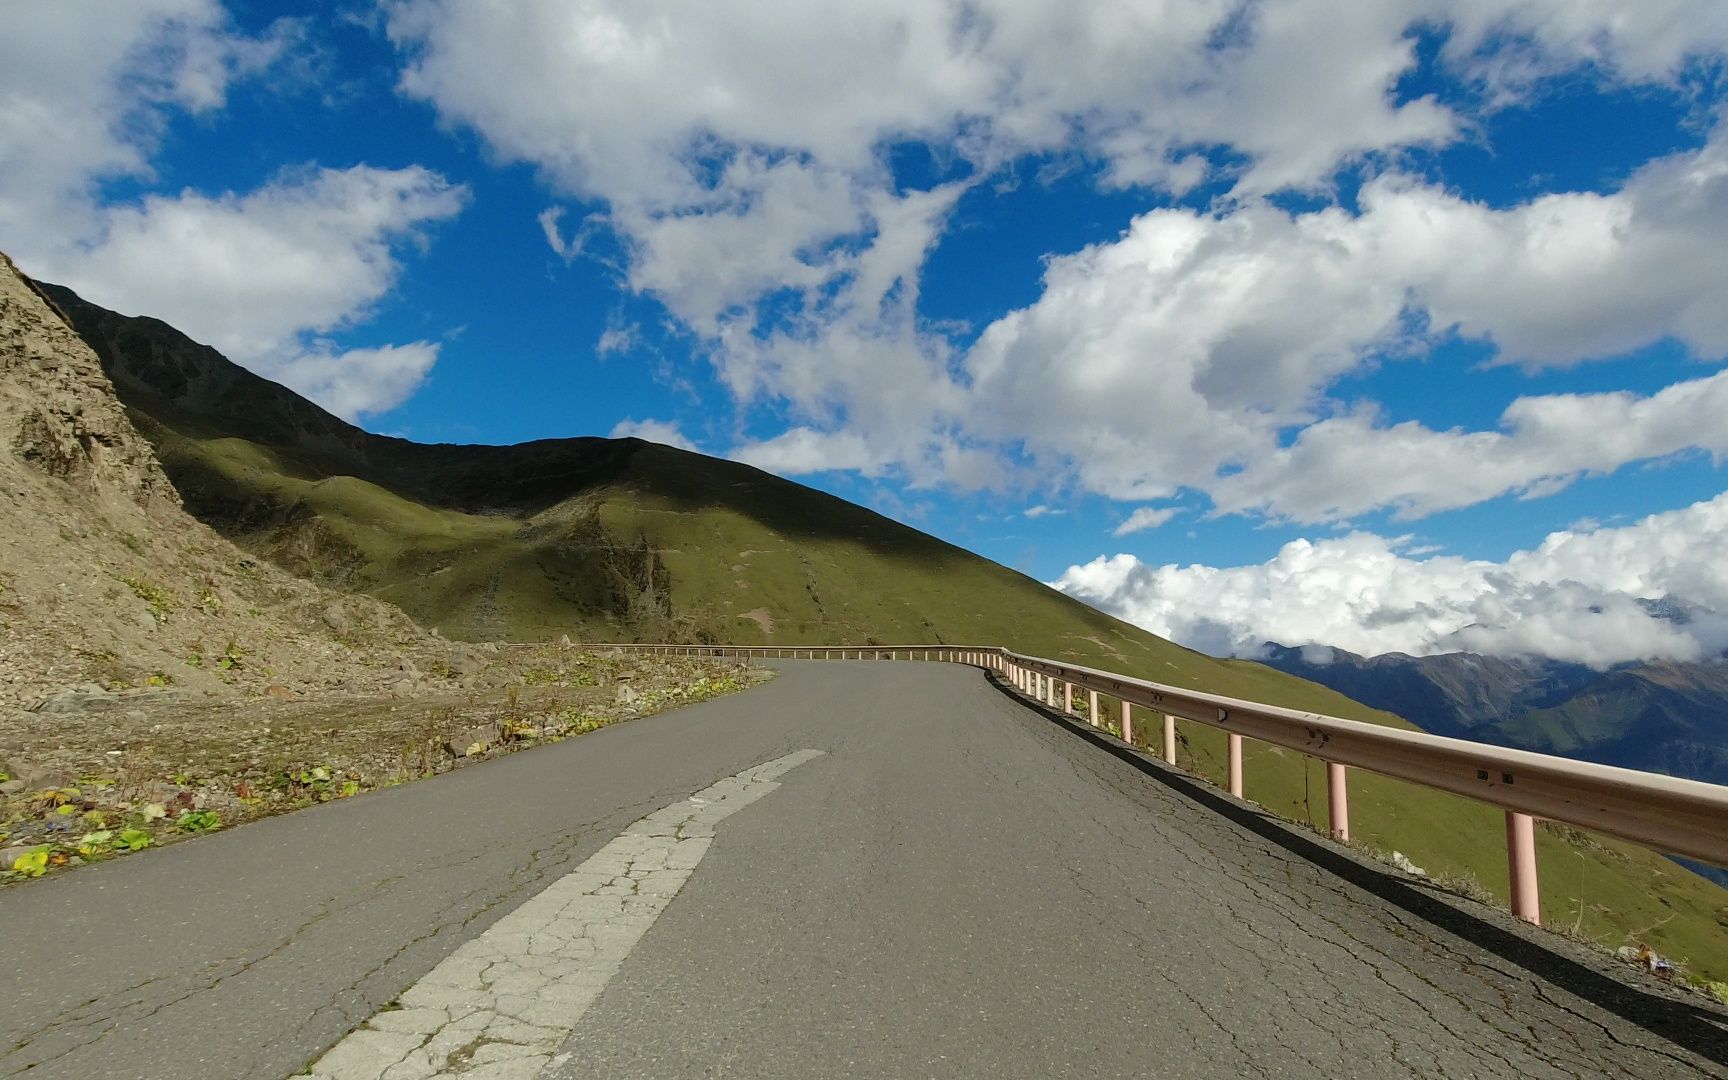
[305,749,826,1080]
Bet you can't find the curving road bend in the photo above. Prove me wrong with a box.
[1,661,1724,1079]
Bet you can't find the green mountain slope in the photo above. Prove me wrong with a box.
[40,279,1728,982]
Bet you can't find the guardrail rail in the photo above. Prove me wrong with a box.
[566,641,1728,925]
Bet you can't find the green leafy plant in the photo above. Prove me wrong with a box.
[175,810,221,832]
[76,830,114,857]
[116,828,152,852]
[9,846,50,877]
[120,574,176,622]
[216,638,244,671]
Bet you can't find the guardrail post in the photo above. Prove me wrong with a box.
[1088,689,1100,728]
[1227,733,1243,798]
[1063,681,1074,714]
[1163,714,1177,765]
[1506,812,1541,925]
[1121,701,1134,743]
[1326,762,1349,842]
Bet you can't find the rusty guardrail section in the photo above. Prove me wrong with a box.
[571,641,1728,925]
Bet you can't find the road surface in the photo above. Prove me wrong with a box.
[2,660,1724,1078]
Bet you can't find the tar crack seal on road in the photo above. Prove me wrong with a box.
[303,749,825,1080]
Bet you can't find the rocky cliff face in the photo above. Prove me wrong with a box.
[0,251,442,709]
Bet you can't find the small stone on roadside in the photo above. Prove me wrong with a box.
[1390,851,1427,877]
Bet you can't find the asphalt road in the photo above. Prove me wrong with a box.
[2,661,1725,1079]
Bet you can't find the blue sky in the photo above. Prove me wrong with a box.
[6,1,1728,666]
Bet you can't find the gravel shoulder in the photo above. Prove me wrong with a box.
[0,645,770,881]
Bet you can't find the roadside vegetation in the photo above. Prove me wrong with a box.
[0,646,768,883]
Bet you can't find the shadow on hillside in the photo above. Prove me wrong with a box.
[46,277,1143,616]
[987,676,1728,1068]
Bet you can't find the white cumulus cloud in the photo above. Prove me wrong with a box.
[31,165,468,419]
[272,343,441,423]
[609,418,698,452]
[0,9,467,421]
[0,0,289,238]
[1051,492,1728,668]
[967,128,1728,517]
[1115,507,1179,536]
[378,0,1728,498]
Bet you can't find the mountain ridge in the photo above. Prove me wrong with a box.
[1258,642,1728,786]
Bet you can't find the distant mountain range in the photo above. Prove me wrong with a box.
[1258,643,1728,787]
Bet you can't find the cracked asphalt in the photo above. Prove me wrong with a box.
[3,661,1726,1079]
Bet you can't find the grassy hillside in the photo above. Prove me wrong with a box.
[42,278,1728,983]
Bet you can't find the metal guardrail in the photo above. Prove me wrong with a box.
[566,641,1728,925]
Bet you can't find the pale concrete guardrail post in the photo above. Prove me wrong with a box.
[1228,731,1244,798]
[1121,701,1134,744]
[1163,714,1177,765]
[1088,688,1100,728]
[1327,762,1350,842]
[1507,811,1541,925]
[1064,681,1074,714]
